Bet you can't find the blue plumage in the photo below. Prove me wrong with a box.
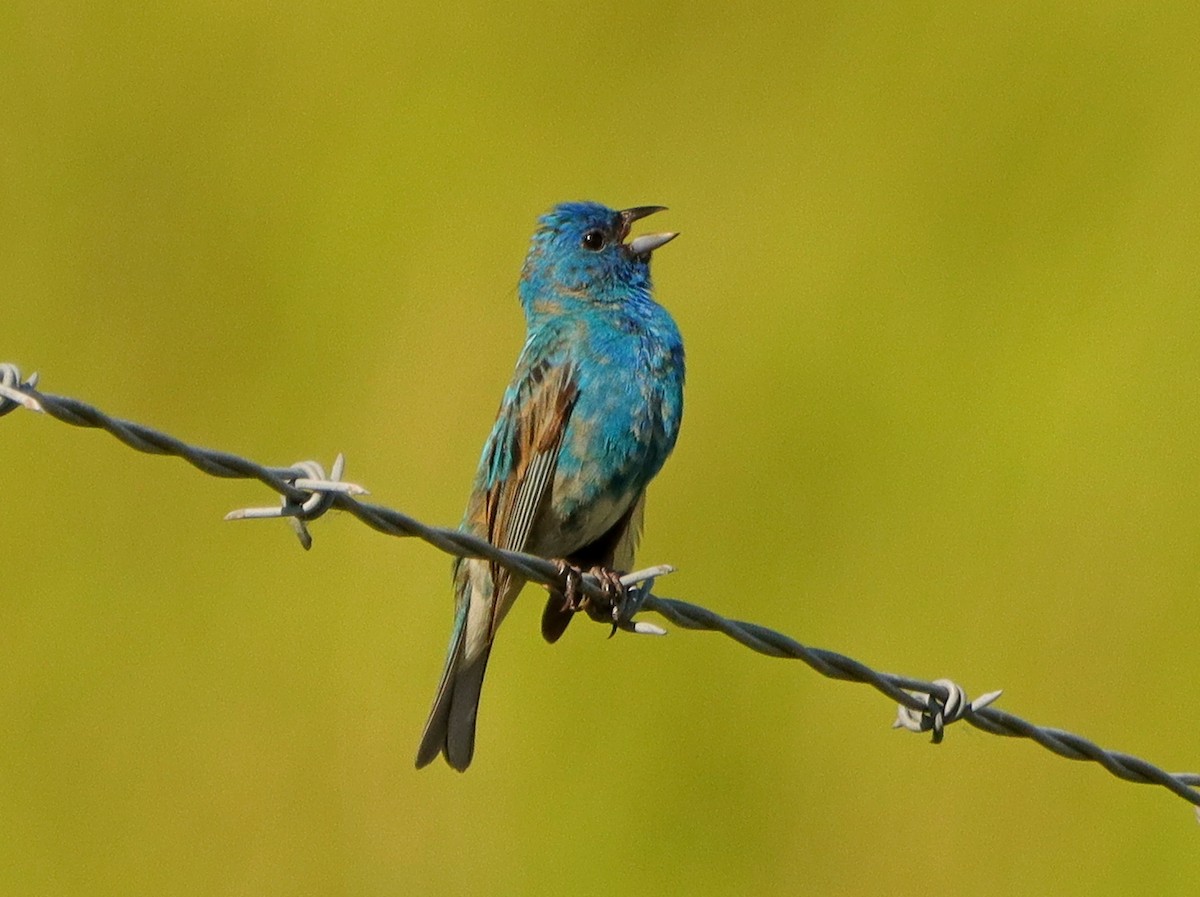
[416,202,685,771]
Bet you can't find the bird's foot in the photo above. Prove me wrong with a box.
[547,561,627,637]
[582,566,627,637]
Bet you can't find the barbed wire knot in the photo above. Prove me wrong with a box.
[893,678,1004,743]
[224,454,367,550]
[615,565,673,635]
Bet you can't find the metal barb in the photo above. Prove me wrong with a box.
[5,360,1200,813]
[225,454,367,550]
[892,678,988,744]
[612,565,674,635]
[0,364,43,415]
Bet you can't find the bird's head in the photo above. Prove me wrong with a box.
[519,201,677,313]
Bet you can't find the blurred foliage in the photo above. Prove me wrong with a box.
[3,2,1199,895]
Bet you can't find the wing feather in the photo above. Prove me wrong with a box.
[480,359,579,634]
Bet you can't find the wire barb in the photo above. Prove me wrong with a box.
[0,364,43,415]
[614,565,674,635]
[4,361,1200,813]
[892,678,1004,744]
[225,454,368,549]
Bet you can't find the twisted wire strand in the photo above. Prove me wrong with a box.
[3,363,1198,810]
[641,596,1200,805]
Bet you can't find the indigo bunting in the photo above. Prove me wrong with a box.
[416,201,685,771]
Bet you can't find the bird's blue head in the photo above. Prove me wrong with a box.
[519,201,677,318]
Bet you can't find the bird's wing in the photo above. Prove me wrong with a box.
[480,357,579,634]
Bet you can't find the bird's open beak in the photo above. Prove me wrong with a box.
[619,206,678,256]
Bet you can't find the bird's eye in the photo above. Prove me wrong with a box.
[581,230,606,251]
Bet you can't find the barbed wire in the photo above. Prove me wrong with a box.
[3,362,1199,813]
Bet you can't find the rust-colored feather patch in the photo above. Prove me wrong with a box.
[480,360,579,636]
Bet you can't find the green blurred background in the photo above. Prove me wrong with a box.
[3,2,1198,894]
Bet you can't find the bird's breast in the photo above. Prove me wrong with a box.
[533,331,683,556]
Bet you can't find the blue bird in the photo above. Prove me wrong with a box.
[416,201,685,771]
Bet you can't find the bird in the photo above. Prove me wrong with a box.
[415,201,685,771]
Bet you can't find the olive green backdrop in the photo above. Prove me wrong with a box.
[3,3,1198,895]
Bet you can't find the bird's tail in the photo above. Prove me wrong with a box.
[415,569,494,771]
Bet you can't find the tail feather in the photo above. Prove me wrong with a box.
[418,558,520,771]
[416,568,496,772]
[415,637,492,771]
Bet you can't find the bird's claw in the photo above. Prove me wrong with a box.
[584,566,627,638]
